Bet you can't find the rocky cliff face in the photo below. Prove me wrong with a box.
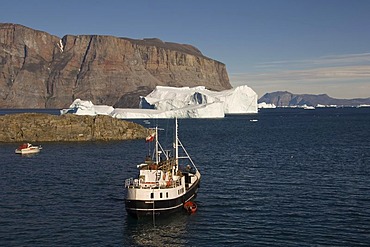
[0,23,231,108]
[0,113,149,142]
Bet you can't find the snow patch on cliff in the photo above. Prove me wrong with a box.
[58,39,64,52]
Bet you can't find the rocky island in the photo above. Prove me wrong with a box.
[0,113,149,142]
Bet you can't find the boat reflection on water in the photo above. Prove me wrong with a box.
[124,212,191,246]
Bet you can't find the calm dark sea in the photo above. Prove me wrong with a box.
[1,108,369,246]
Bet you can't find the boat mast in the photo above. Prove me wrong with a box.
[175,117,179,166]
[155,126,159,164]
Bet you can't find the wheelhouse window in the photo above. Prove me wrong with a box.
[150,193,154,199]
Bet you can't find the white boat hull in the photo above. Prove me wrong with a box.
[15,145,41,154]
[125,173,200,218]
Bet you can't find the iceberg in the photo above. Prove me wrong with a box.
[93,105,115,115]
[316,104,337,108]
[140,85,258,114]
[357,104,370,108]
[60,85,258,119]
[111,102,224,119]
[60,99,114,116]
[258,102,277,109]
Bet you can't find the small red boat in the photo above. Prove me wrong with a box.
[183,201,197,214]
[15,143,42,155]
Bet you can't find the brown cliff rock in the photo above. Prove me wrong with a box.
[0,113,149,142]
[0,23,232,109]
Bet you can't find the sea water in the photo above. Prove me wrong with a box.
[0,108,369,246]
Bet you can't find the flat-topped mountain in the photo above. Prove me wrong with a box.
[259,91,370,107]
[0,23,231,109]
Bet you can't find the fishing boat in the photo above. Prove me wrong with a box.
[15,143,42,154]
[124,118,201,218]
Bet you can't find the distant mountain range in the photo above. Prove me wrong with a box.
[258,91,370,107]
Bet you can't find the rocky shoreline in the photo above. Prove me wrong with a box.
[0,113,149,142]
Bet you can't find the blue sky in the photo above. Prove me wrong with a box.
[2,0,369,98]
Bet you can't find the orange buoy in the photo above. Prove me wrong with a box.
[183,201,197,214]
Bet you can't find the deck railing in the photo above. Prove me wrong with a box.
[125,177,182,189]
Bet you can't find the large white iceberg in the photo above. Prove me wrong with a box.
[60,85,258,119]
[140,85,258,114]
